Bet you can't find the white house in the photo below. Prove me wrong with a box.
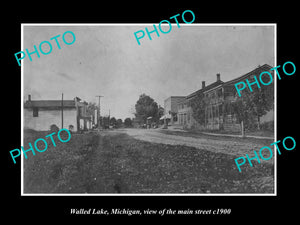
[24,95,91,132]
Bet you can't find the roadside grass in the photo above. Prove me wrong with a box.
[205,129,274,138]
[23,130,274,194]
[158,129,273,145]
[164,126,274,138]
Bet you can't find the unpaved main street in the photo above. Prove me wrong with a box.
[23,129,274,194]
[117,128,274,162]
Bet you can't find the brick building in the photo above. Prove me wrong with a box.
[163,96,186,125]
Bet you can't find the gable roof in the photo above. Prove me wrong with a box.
[170,96,186,100]
[185,64,273,100]
[165,96,186,102]
[224,64,273,86]
[186,80,224,99]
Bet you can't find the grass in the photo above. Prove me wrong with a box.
[158,129,273,146]
[195,128,274,138]
[244,130,274,137]
[23,130,274,194]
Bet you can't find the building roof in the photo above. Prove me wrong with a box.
[24,100,76,109]
[164,96,186,102]
[170,96,186,99]
[186,80,224,99]
[223,64,273,86]
[183,64,273,100]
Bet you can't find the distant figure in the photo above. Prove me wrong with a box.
[69,125,74,132]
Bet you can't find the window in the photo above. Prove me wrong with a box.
[33,107,39,117]
[208,106,211,119]
[217,88,223,97]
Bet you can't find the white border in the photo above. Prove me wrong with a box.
[21,23,277,196]
[274,24,277,196]
[21,24,24,193]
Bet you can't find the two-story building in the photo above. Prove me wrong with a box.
[24,95,92,132]
[177,73,224,130]
[163,96,186,125]
[175,64,274,132]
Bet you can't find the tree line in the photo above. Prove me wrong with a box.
[86,102,134,128]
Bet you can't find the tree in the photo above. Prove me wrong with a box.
[124,118,133,127]
[135,94,159,124]
[190,92,207,125]
[157,105,164,121]
[116,119,123,128]
[246,83,274,130]
[231,81,274,136]
[86,102,98,116]
[102,116,110,128]
[231,98,251,137]
[86,102,98,127]
[110,117,117,126]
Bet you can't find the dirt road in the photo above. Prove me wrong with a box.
[23,130,274,193]
[118,128,274,161]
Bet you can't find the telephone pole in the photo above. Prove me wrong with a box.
[96,95,103,131]
[61,93,64,129]
[108,109,110,128]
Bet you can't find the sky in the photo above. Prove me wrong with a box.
[23,24,275,120]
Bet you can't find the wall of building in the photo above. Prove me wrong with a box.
[178,106,193,129]
[24,108,77,131]
[164,97,185,113]
[171,97,185,113]
[165,97,186,125]
[204,86,224,130]
[164,98,172,114]
[175,66,275,132]
[178,99,273,132]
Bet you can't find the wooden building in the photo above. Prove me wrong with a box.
[176,64,274,132]
[24,95,91,132]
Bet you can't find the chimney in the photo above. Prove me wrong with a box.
[216,73,221,81]
[202,81,206,89]
[28,95,31,101]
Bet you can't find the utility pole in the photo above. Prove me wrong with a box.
[96,95,103,131]
[108,109,110,128]
[61,93,64,129]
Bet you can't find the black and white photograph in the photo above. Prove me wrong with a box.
[3,4,299,221]
[21,24,276,195]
